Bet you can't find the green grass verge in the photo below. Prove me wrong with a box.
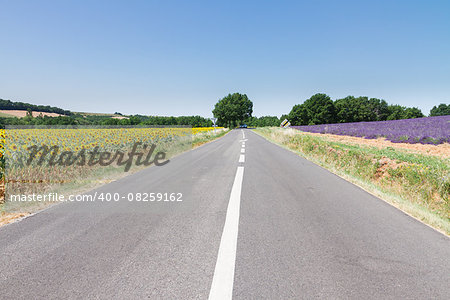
[192,128,229,147]
[254,127,450,235]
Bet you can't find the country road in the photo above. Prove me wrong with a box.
[0,129,449,299]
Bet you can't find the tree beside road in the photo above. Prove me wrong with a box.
[213,93,253,128]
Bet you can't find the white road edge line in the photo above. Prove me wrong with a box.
[239,154,245,163]
[208,166,245,300]
[240,148,245,153]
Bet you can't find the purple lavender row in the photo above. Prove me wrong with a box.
[291,116,450,145]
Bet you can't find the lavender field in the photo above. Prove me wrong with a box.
[292,115,450,144]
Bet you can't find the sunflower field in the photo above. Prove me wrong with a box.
[0,126,223,203]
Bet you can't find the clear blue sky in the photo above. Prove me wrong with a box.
[1,0,449,117]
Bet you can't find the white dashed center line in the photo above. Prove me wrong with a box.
[209,130,247,299]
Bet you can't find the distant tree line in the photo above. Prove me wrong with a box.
[0,98,216,127]
[133,115,213,127]
[1,95,447,129]
[0,113,213,127]
[0,98,215,127]
[0,98,72,116]
[246,116,281,127]
[287,93,441,126]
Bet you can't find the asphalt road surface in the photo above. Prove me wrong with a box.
[0,129,449,299]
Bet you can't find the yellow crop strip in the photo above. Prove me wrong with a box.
[192,127,224,134]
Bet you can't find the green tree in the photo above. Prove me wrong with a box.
[334,96,358,123]
[387,105,405,120]
[289,93,335,125]
[430,103,450,116]
[26,108,33,118]
[387,105,423,120]
[403,107,424,119]
[213,93,253,127]
[288,104,309,125]
[368,98,389,121]
[334,96,388,123]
